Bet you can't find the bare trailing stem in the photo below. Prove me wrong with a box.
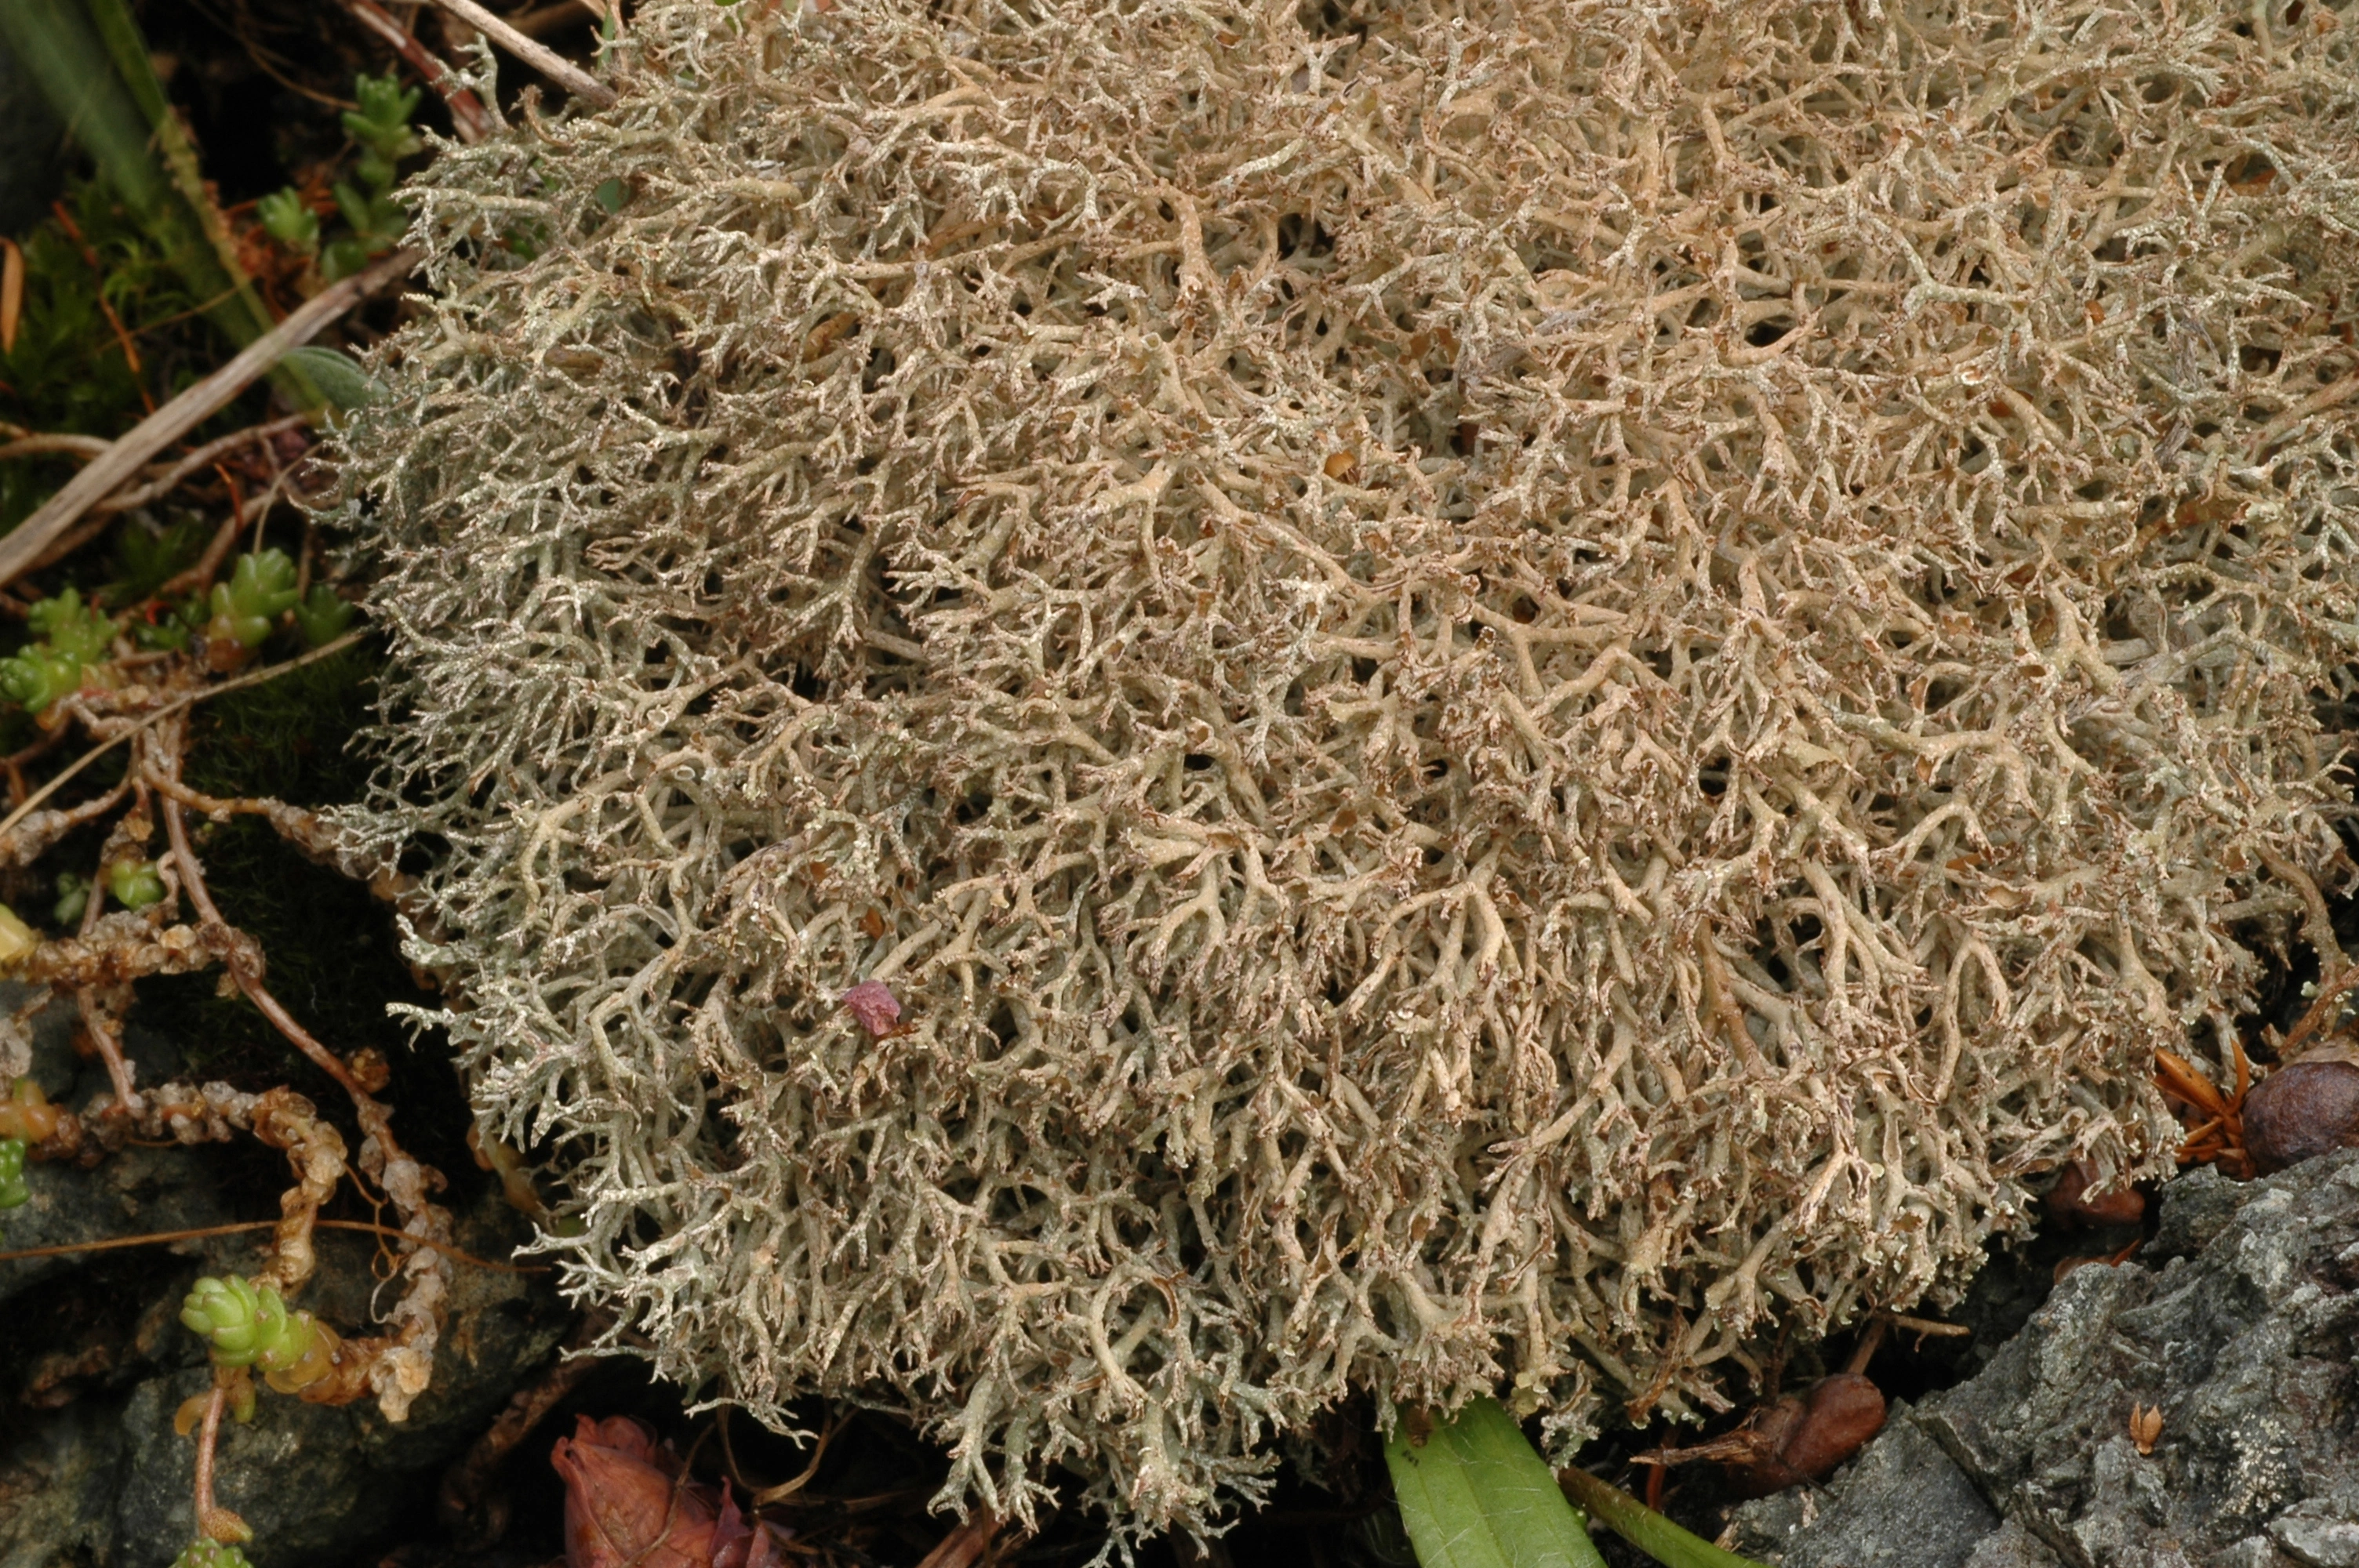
[193,1383,250,1545]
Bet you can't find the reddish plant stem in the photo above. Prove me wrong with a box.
[162,789,368,1104]
[338,0,496,143]
[194,1383,251,1544]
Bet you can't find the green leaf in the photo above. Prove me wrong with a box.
[280,347,383,411]
[1385,1399,1609,1568]
[0,1137,28,1209]
[1558,1466,1772,1568]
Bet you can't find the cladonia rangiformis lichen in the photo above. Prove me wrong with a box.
[328,0,2359,1543]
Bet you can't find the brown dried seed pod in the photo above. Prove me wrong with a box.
[2242,1062,2359,1174]
[1722,1374,1887,1497]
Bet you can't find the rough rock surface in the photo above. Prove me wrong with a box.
[0,993,234,1312]
[0,986,570,1567]
[1731,1152,2359,1568]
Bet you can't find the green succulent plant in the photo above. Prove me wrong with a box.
[205,550,299,652]
[53,873,87,927]
[256,188,318,255]
[51,860,164,924]
[180,1274,338,1386]
[31,588,118,664]
[108,858,165,910]
[293,586,357,647]
[135,595,209,654]
[0,588,120,713]
[260,73,420,282]
[170,1541,256,1568]
[180,1276,293,1368]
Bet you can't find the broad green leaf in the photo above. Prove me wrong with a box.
[1384,1398,1608,1568]
[281,346,383,411]
[1559,1465,1771,1568]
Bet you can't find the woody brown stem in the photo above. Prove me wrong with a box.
[161,790,368,1104]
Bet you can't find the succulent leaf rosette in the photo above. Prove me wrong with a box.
[329,0,2359,1541]
[171,1542,255,1568]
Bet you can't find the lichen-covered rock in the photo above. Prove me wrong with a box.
[1731,1152,2359,1568]
[331,0,2359,1538]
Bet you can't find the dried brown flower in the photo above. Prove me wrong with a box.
[2129,1403,2164,1457]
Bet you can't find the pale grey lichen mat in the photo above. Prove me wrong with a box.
[329,0,2359,1541]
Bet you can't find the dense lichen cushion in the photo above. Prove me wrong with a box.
[333,0,2359,1539]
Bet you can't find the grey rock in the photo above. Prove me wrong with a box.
[2213,1540,2305,1568]
[1963,1520,2067,1568]
[2270,1497,2359,1568]
[109,1195,565,1567]
[2146,1165,2248,1263]
[1728,1151,2359,1568]
[1731,1489,1816,1558]
[1729,1405,1999,1568]
[0,1141,245,1311]
[0,994,239,1310]
[0,1402,125,1568]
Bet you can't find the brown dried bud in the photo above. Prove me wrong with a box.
[1722,1373,1887,1497]
[2044,1159,2145,1229]
[2243,1061,2359,1174]
[349,1048,394,1094]
[1780,1374,1888,1480]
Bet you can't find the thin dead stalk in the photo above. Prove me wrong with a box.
[0,627,369,847]
[423,0,618,106]
[162,788,367,1104]
[914,1508,1002,1568]
[93,413,314,519]
[0,249,419,591]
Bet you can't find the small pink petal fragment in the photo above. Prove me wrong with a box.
[841,980,901,1037]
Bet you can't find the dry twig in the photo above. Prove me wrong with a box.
[0,249,418,590]
[422,0,616,107]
